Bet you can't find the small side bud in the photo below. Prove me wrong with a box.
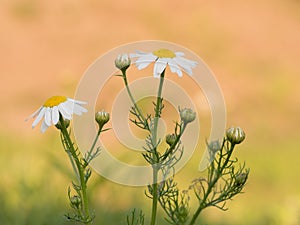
[166,134,176,146]
[235,172,248,187]
[55,119,70,130]
[95,110,110,129]
[70,195,81,209]
[180,108,196,124]
[115,54,131,72]
[226,126,245,144]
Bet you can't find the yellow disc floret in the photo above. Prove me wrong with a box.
[153,49,176,58]
[43,96,67,107]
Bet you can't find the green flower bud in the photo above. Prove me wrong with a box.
[235,173,248,187]
[226,126,245,144]
[180,108,196,124]
[95,110,110,129]
[70,195,81,209]
[166,134,176,146]
[55,119,70,130]
[115,54,131,71]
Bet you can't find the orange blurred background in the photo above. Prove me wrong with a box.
[1,0,300,224]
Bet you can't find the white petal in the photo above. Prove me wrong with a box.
[32,107,46,128]
[174,57,195,75]
[153,58,167,78]
[73,104,88,115]
[44,108,52,126]
[129,51,148,59]
[136,61,152,70]
[135,54,157,64]
[58,104,72,120]
[135,54,157,70]
[67,98,87,105]
[62,101,74,115]
[26,106,42,121]
[52,106,59,125]
[41,120,49,133]
[166,59,182,77]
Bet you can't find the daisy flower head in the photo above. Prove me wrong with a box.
[130,48,198,78]
[27,96,87,133]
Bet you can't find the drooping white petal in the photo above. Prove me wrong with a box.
[73,104,88,115]
[174,57,196,76]
[32,107,46,128]
[52,106,59,125]
[44,107,52,126]
[26,106,42,121]
[166,58,182,77]
[136,61,153,70]
[58,104,72,120]
[41,120,49,133]
[153,58,167,78]
[61,101,74,115]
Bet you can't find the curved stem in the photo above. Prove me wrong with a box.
[59,117,91,225]
[188,143,235,225]
[122,70,148,129]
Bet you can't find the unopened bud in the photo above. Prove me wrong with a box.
[226,126,245,144]
[95,110,110,129]
[115,54,131,71]
[180,108,196,124]
[235,173,248,187]
[166,134,176,146]
[55,119,70,130]
[70,195,81,209]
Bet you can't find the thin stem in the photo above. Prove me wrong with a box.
[122,70,148,129]
[89,128,101,154]
[152,70,165,145]
[188,143,235,225]
[150,70,165,225]
[59,117,91,225]
[150,167,159,225]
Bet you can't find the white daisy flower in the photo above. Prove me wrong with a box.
[27,96,87,133]
[130,48,197,78]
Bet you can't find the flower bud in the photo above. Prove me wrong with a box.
[226,126,245,144]
[235,173,248,187]
[70,195,81,209]
[166,134,176,146]
[55,119,70,130]
[115,54,131,71]
[95,110,110,129]
[180,108,196,124]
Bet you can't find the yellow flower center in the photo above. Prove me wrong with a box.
[153,49,176,58]
[43,96,67,107]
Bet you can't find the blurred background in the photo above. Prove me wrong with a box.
[1,0,300,224]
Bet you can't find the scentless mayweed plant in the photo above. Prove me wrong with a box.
[28,45,249,225]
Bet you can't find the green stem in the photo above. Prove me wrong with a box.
[188,143,235,225]
[150,70,165,225]
[150,167,159,225]
[59,117,91,225]
[122,70,148,129]
[89,129,101,154]
[152,70,165,144]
